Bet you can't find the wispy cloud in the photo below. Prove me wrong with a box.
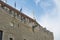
[34,0,40,5]
[37,0,60,40]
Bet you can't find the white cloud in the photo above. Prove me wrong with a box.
[38,0,60,40]
[1,0,7,2]
[39,10,60,40]
[34,0,40,5]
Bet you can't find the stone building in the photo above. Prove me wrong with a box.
[0,0,54,40]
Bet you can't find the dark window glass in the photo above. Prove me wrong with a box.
[24,39,26,40]
[0,30,3,40]
[10,38,13,40]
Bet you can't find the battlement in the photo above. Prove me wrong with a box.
[0,1,40,27]
[0,0,53,33]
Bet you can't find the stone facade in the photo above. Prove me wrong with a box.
[0,1,54,40]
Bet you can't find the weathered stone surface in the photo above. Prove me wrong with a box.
[0,6,54,40]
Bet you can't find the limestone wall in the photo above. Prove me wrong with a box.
[0,6,54,40]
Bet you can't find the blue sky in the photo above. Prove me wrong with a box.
[2,0,60,40]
